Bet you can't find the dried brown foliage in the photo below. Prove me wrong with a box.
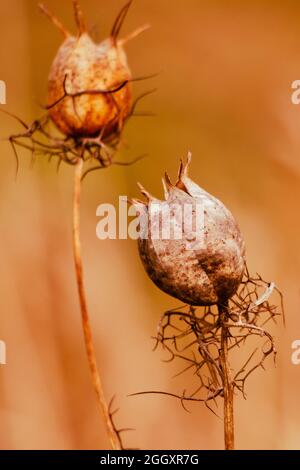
[133,269,284,415]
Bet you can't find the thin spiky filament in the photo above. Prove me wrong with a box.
[73,0,86,35]
[111,0,133,42]
[39,3,70,38]
[39,0,150,46]
[118,24,151,46]
[4,82,154,178]
[131,272,284,450]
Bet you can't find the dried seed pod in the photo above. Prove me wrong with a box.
[133,154,246,306]
[40,1,147,138]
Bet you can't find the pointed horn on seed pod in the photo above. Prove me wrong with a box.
[176,159,188,192]
[128,198,146,208]
[111,0,133,43]
[39,3,71,38]
[176,154,192,191]
[137,182,154,201]
[162,178,170,200]
[177,159,184,180]
[118,24,151,47]
[165,170,191,200]
[73,0,87,35]
[183,151,193,176]
[164,172,174,190]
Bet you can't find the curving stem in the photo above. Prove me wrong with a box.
[218,302,235,450]
[73,158,121,450]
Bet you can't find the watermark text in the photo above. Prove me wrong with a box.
[0,340,6,365]
[291,340,300,365]
[0,80,6,104]
[96,196,205,248]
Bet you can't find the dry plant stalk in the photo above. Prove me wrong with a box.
[219,303,234,450]
[144,272,283,450]
[4,0,151,450]
[131,156,284,450]
[73,158,122,449]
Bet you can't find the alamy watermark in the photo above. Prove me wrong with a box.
[96,196,205,249]
[291,340,300,365]
[0,80,6,365]
[0,80,6,104]
[291,80,300,105]
[0,340,6,365]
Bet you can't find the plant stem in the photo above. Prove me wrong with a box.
[73,158,121,450]
[219,302,235,450]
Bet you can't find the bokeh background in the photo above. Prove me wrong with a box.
[0,0,299,450]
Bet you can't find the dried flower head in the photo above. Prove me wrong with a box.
[44,0,136,138]
[6,1,151,173]
[132,154,246,306]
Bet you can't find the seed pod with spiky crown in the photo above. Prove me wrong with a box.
[132,154,246,306]
[39,0,149,138]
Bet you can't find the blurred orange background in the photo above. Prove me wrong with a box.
[0,0,299,450]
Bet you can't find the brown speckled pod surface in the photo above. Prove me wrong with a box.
[134,154,246,306]
[48,35,132,138]
[41,1,141,138]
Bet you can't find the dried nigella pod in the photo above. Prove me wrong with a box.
[40,0,147,138]
[133,154,246,306]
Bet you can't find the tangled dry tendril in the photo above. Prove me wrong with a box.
[132,268,284,416]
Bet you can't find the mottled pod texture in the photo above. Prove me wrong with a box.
[134,154,246,306]
[48,35,132,138]
[42,1,134,138]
